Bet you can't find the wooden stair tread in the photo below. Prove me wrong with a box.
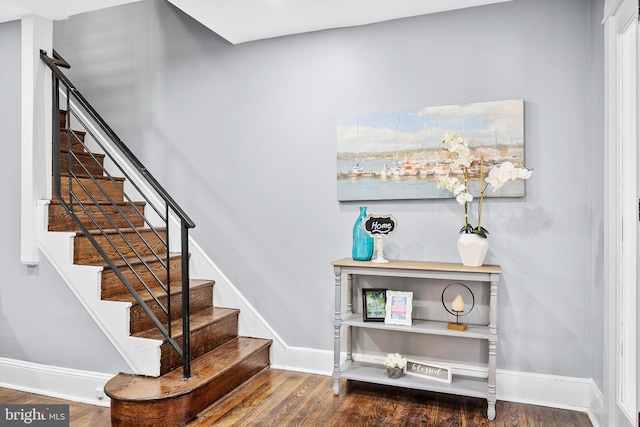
[88,252,181,268]
[60,148,103,157]
[80,226,165,236]
[58,141,88,155]
[47,200,147,232]
[59,172,125,182]
[59,128,87,141]
[107,278,213,303]
[134,306,239,340]
[59,127,86,135]
[49,199,145,207]
[104,336,272,401]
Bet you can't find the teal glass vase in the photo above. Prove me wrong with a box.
[352,207,374,261]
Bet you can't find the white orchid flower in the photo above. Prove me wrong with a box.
[487,162,533,191]
[456,191,473,205]
[442,131,468,153]
[437,175,461,193]
[439,131,533,236]
[516,167,532,179]
[500,162,517,179]
[452,183,467,196]
[453,152,473,168]
[487,163,513,191]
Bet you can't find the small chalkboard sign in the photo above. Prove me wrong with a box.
[364,215,397,236]
[363,214,397,263]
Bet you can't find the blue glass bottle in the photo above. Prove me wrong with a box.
[352,206,374,261]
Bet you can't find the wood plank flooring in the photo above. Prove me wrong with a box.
[0,369,593,426]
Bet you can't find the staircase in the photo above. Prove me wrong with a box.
[50,109,271,426]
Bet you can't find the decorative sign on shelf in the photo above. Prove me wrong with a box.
[363,214,397,263]
[364,215,397,235]
[384,290,413,326]
[405,359,452,383]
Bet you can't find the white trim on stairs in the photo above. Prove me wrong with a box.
[20,15,53,266]
[36,200,163,377]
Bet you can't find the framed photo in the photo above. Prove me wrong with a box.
[384,290,413,326]
[362,288,387,322]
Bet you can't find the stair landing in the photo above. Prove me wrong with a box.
[105,337,272,427]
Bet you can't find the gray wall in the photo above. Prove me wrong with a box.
[0,20,128,373]
[52,0,603,381]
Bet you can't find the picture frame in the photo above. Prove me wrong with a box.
[337,99,526,201]
[362,288,387,322]
[405,359,452,383]
[384,290,413,326]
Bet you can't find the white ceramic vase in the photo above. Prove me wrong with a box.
[457,234,489,267]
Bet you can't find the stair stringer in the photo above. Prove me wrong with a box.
[36,199,163,377]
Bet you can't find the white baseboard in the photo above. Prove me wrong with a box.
[270,347,334,376]
[587,379,605,427]
[497,369,595,413]
[0,357,112,407]
[0,351,603,417]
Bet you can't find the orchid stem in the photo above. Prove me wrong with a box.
[464,168,470,230]
[477,157,484,230]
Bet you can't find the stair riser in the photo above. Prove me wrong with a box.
[159,312,239,375]
[58,176,124,203]
[48,202,146,232]
[58,110,87,148]
[127,284,214,335]
[74,228,167,265]
[101,257,183,299]
[109,346,270,427]
[58,150,105,176]
[59,130,87,153]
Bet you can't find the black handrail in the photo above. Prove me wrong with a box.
[45,51,195,229]
[41,49,194,378]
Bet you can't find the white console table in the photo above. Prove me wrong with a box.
[332,258,501,420]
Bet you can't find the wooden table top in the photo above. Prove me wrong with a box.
[332,258,501,274]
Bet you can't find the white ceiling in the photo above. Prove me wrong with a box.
[0,0,512,44]
[0,0,145,23]
[165,0,513,44]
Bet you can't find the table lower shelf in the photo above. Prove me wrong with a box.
[337,361,489,400]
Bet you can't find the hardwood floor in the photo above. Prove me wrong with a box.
[0,369,593,426]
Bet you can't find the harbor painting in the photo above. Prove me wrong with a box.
[337,99,525,201]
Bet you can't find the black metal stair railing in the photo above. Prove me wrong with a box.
[41,49,195,378]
